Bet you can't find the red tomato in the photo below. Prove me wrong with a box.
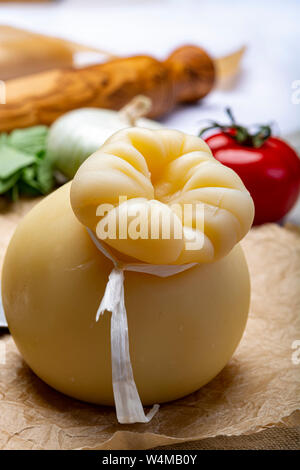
[205,131,300,225]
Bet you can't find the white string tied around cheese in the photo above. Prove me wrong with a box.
[87,228,197,424]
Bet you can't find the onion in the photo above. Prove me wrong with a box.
[46,96,162,179]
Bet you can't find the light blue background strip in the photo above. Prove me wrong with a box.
[0,292,7,328]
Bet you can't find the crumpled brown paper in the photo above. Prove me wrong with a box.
[0,216,299,449]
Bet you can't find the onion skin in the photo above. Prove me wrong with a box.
[46,108,162,179]
[0,45,215,132]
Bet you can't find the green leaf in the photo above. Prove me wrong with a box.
[0,125,55,199]
[21,166,40,190]
[36,159,54,194]
[0,145,37,179]
[0,133,8,146]
[0,172,21,194]
[11,183,19,202]
[8,126,48,156]
[17,180,41,198]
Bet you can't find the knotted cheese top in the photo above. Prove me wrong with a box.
[71,127,254,264]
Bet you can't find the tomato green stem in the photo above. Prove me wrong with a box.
[199,108,272,148]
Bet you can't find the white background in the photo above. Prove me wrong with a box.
[0,0,299,136]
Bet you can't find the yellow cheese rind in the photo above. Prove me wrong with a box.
[71,128,254,264]
[2,183,251,406]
